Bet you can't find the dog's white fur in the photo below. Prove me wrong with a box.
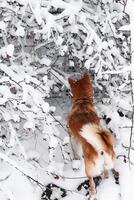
[80,123,103,151]
[80,123,114,175]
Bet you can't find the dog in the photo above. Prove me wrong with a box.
[67,70,117,195]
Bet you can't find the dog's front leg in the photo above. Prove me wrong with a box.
[88,176,97,195]
[70,136,81,170]
[102,169,109,179]
[70,136,80,160]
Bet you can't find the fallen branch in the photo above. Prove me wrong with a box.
[128,72,134,168]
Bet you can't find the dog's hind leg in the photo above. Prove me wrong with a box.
[112,169,119,184]
[88,176,97,195]
[70,136,81,170]
[70,136,80,160]
[101,169,109,179]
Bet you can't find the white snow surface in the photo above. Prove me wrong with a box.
[0,0,133,199]
[0,93,133,200]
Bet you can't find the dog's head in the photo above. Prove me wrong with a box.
[68,69,94,100]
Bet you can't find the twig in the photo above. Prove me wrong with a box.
[122,144,134,151]
[0,152,45,189]
[119,126,134,129]
[49,172,87,180]
[50,113,68,133]
[128,72,134,168]
[117,154,134,166]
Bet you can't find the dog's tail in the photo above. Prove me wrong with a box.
[100,128,115,147]
[80,124,115,158]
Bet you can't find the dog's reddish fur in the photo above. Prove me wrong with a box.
[67,70,115,195]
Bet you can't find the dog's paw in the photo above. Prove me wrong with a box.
[89,193,98,200]
[112,169,120,184]
[90,197,98,200]
[72,159,81,170]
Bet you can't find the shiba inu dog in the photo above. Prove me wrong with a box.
[67,70,116,195]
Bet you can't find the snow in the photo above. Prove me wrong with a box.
[0,0,133,200]
[6,44,14,57]
[86,46,94,55]
[40,57,51,66]
[15,26,25,37]
[26,150,40,161]
[72,159,81,170]
[97,176,120,200]
[29,0,42,25]
[63,136,70,145]
[0,168,35,200]
[119,164,134,200]
[0,121,132,200]
[0,21,6,30]
[62,193,87,200]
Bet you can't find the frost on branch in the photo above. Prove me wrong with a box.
[0,1,132,198]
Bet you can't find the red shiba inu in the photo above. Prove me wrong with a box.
[67,70,116,195]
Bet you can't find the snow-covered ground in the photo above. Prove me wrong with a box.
[0,92,133,200]
[0,0,133,199]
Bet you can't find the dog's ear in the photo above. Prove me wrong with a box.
[83,69,89,80]
[68,77,75,87]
